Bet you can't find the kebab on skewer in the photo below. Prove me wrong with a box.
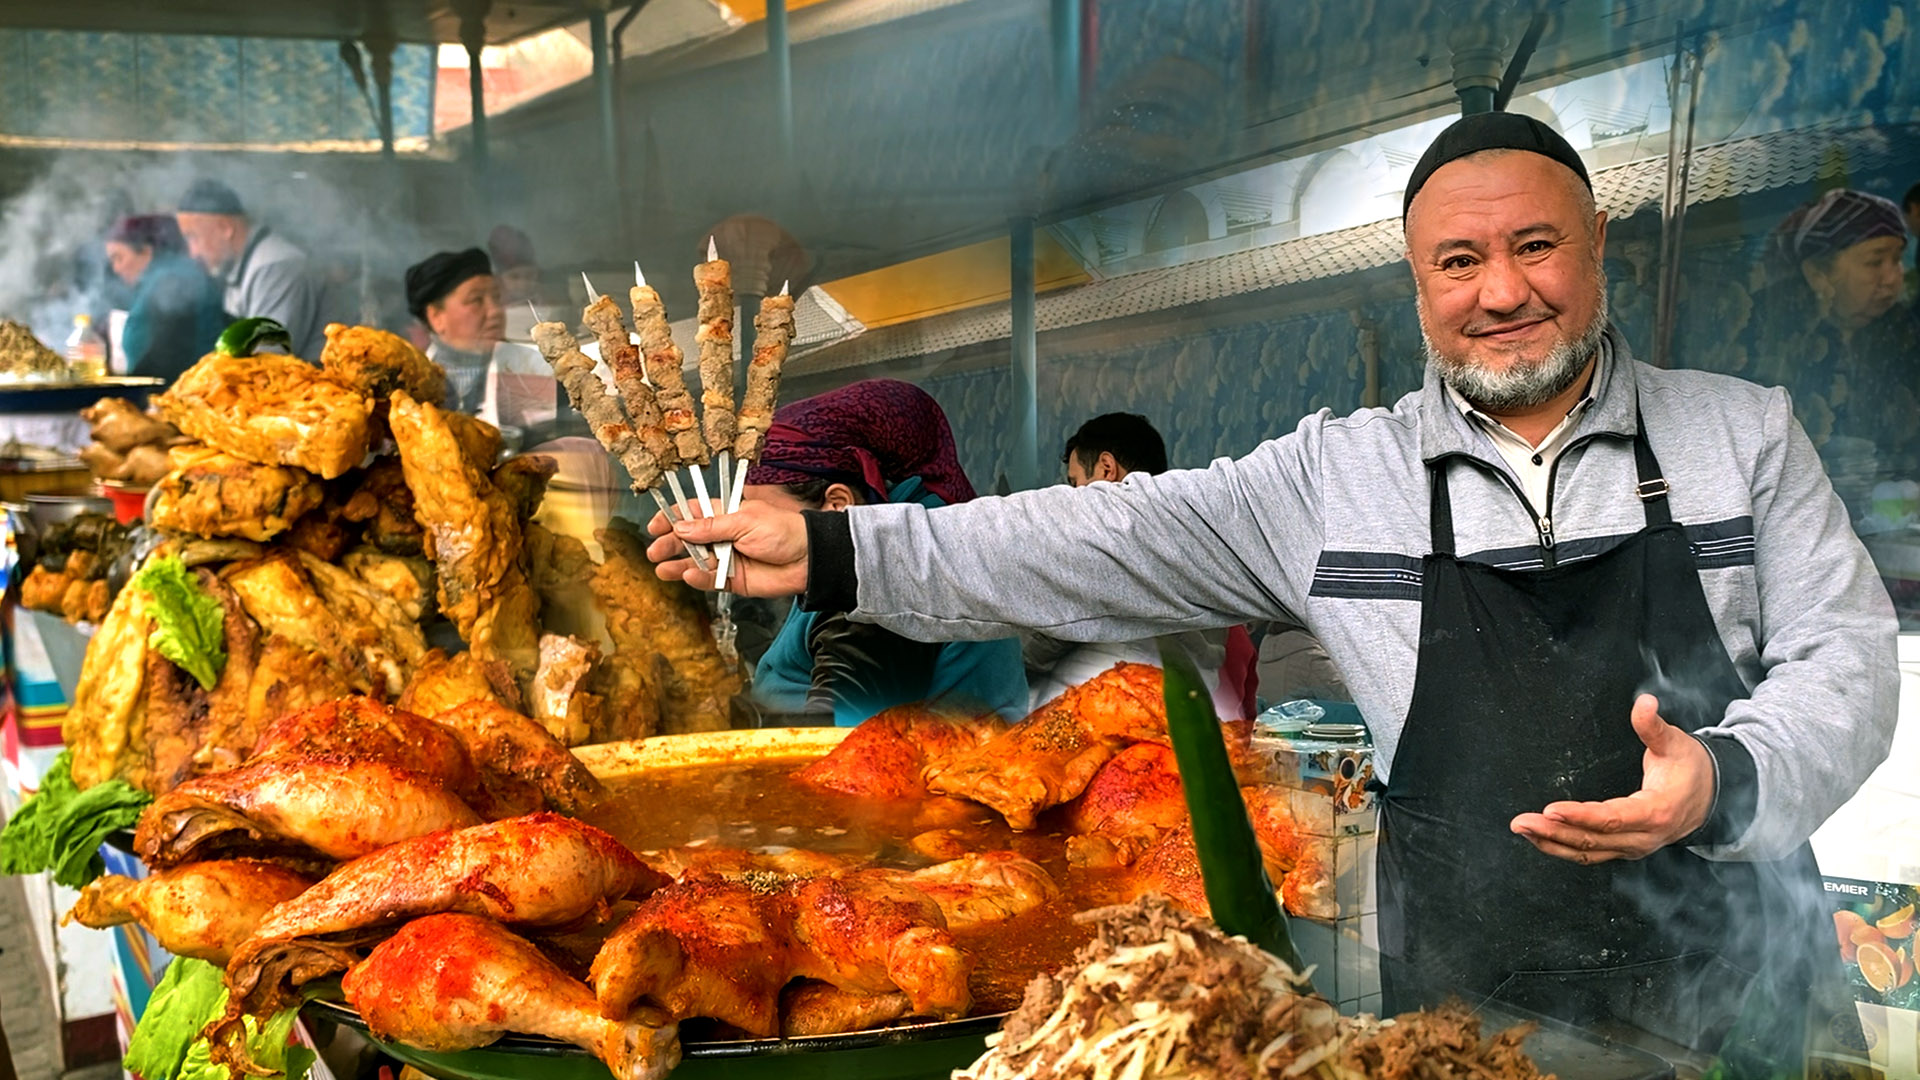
[692,239,736,526]
[713,282,797,590]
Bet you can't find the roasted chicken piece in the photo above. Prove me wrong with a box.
[343,914,680,1080]
[788,871,971,1020]
[430,700,607,817]
[224,552,381,695]
[150,444,325,542]
[886,852,1059,932]
[249,697,478,798]
[398,648,515,716]
[338,458,425,557]
[246,634,359,739]
[389,390,539,680]
[592,519,740,735]
[341,549,433,622]
[62,582,152,789]
[591,876,795,1036]
[65,860,313,964]
[133,756,480,867]
[780,982,913,1038]
[532,634,603,746]
[154,353,373,479]
[924,663,1168,830]
[793,704,1005,801]
[212,813,661,1053]
[294,551,429,696]
[81,397,180,453]
[1118,788,1337,922]
[319,323,447,405]
[1063,741,1187,868]
[637,845,864,882]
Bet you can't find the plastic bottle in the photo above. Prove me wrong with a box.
[64,314,106,380]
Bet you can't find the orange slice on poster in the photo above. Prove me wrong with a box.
[1859,941,1899,994]
[1875,903,1915,940]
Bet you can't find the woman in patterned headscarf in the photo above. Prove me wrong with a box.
[742,379,1028,726]
[1746,188,1920,498]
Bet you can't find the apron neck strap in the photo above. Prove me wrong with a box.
[1427,408,1672,558]
[1429,462,1456,556]
[1631,413,1672,528]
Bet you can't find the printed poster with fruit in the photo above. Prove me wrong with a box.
[1827,877,1919,1009]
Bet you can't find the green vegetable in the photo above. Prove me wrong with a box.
[123,958,317,1080]
[1157,637,1307,978]
[215,317,292,358]
[132,555,227,691]
[0,750,150,888]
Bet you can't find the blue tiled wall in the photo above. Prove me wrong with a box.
[0,32,435,144]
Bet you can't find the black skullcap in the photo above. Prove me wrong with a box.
[1402,112,1591,219]
[405,248,492,321]
[178,178,245,216]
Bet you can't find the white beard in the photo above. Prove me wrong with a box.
[1422,275,1609,412]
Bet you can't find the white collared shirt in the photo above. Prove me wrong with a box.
[1445,351,1606,512]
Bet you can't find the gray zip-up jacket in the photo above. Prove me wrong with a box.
[832,329,1898,863]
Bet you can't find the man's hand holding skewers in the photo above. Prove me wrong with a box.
[648,501,810,599]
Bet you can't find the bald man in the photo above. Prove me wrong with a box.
[651,114,1890,1071]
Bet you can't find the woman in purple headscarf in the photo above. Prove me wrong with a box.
[1747,188,1920,494]
[743,379,1029,726]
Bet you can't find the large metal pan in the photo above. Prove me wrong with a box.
[303,726,1006,1080]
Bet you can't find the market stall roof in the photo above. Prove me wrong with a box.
[0,0,598,46]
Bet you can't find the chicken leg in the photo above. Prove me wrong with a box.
[65,860,313,964]
[344,913,680,1080]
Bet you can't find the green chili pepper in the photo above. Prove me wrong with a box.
[1158,637,1308,979]
[215,317,292,358]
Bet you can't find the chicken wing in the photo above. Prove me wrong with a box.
[591,876,794,1036]
[154,353,373,479]
[65,860,313,964]
[214,813,661,1049]
[319,323,447,405]
[133,756,480,867]
[923,663,1166,830]
[150,444,325,542]
[249,698,477,798]
[793,704,1004,802]
[429,700,607,817]
[343,914,680,1080]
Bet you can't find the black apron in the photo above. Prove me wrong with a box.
[1377,421,1857,1076]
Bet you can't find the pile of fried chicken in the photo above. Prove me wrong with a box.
[72,696,1064,1079]
[62,324,741,796]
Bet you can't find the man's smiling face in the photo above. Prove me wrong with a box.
[1405,150,1610,412]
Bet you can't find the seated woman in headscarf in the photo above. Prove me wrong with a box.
[743,379,1029,727]
[104,215,225,383]
[1744,189,1920,492]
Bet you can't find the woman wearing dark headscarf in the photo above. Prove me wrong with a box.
[104,215,225,383]
[1746,188,1920,495]
[743,379,1028,726]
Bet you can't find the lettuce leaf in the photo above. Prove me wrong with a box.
[0,750,150,888]
[132,555,227,691]
[123,958,318,1080]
